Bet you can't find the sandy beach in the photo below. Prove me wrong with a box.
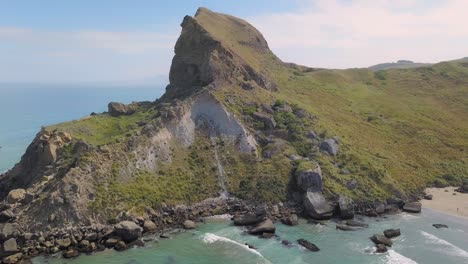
[421,187,468,219]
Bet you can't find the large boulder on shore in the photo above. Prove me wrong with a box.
[183,220,197,229]
[143,220,157,232]
[114,221,143,242]
[3,253,22,264]
[281,214,298,226]
[295,162,323,192]
[337,195,354,219]
[6,189,26,204]
[320,138,339,156]
[303,191,334,220]
[402,202,421,213]
[2,238,18,254]
[233,213,265,226]
[249,219,275,235]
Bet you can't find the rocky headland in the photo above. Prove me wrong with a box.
[0,7,466,263]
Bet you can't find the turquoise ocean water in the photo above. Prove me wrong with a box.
[33,210,468,264]
[1,86,467,264]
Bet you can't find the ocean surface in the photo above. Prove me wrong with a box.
[1,86,468,264]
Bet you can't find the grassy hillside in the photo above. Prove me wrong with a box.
[43,9,467,214]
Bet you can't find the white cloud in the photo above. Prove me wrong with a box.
[249,0,468,68]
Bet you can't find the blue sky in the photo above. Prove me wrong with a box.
[0,0,467,84]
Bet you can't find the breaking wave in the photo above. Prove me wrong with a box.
[385,250,418,264]
[201,233,269,261]
[421,231,468,258]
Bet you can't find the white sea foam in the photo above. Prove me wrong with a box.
[421,231,468,258]
[202,233,265,258]
[203,214,232,220]
[386,250,418,264]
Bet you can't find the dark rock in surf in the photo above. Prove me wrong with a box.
[297,239,320,252]
[383,229,400,238]
[370,234,392,247]
[433,224,448,229]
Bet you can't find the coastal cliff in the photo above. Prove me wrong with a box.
[0,8,466,260]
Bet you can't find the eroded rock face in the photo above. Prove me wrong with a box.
[303,191,334,220]
[296,162,322,192]
[0,130,71,199]
[164,8,276,100]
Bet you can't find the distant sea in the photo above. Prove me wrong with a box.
[0,84,165,173]
[1,85,468,264]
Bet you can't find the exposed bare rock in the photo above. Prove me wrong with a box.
[113,221,143,242]
[183,220,197,229]
[249,219,275,235]
[402,202,421,213]
[296,162,323,192]
[320,138,339,156]
[303,191,334,220]
[6,189,26,204]
[370,234,393,247]
[108,102,136,116]
[297,239,320,252]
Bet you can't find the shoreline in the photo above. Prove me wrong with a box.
[421,187,468,220]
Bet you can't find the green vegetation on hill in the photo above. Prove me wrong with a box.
[42,8,467,218]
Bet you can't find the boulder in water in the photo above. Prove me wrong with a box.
[249,219,275,235]
[433,224,448,229]
[375,244,388,253]
[383,229,400,238]
[370,234,392,247]
[336,224,362,231]
[297,239,320,252]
